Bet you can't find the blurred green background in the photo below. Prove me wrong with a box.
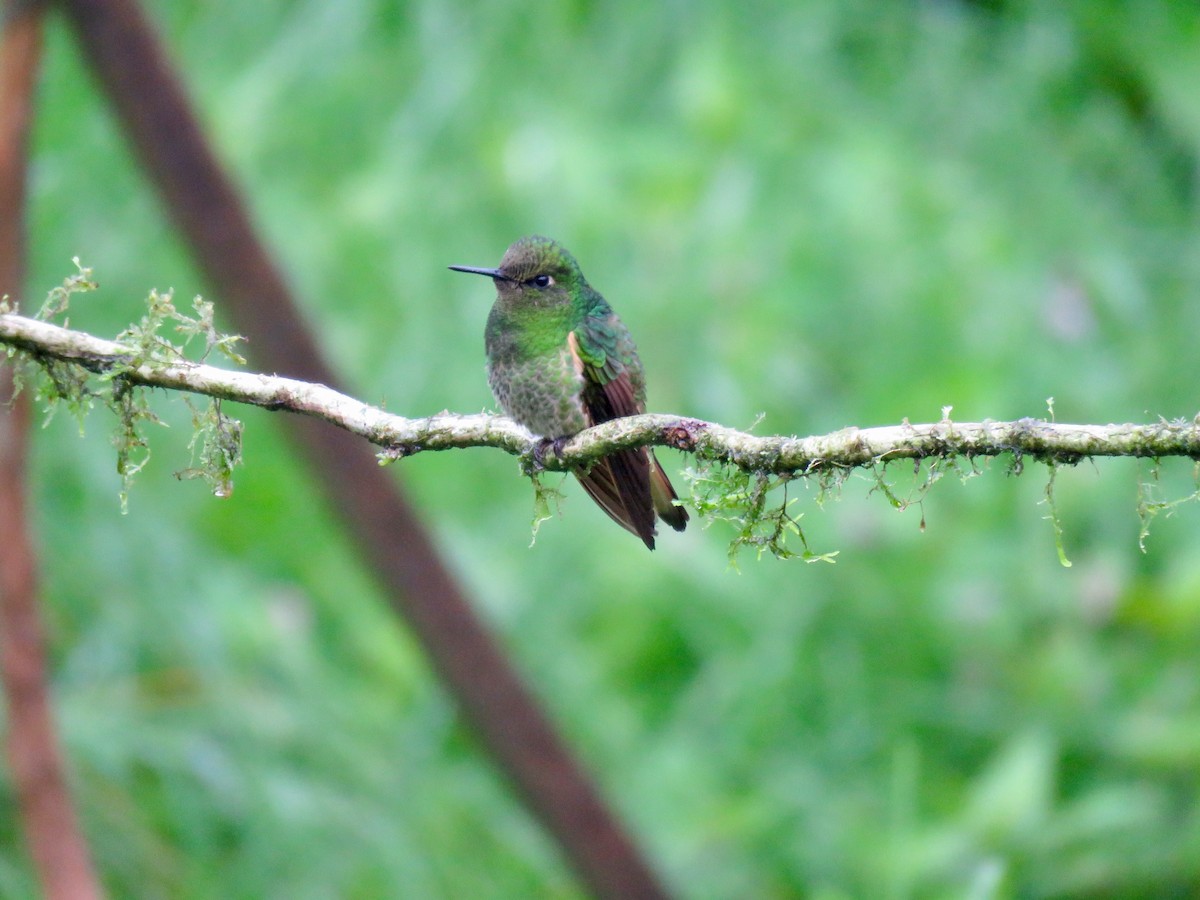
[9,0,1200,896]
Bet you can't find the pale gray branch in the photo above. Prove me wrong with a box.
[3,311,1199,475]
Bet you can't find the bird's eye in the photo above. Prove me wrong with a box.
[531,274,553,288]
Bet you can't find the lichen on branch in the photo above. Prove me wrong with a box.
[2,264,246,507]
[5,267,1200,557]
[8,304,1200,474]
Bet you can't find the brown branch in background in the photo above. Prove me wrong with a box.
[0,3,105,898]
[54,0,671,896]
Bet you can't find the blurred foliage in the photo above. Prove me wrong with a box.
[5,0,1200,896]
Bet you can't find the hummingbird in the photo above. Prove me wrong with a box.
[450,235,688,549]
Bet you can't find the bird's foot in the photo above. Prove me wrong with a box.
[531,435,570,471]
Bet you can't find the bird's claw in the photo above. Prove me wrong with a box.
[532,436,570,470]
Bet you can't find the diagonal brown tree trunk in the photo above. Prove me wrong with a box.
[53,0,670,895]
[0,3,104,897]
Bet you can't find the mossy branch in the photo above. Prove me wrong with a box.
[7,274,1200,563]
[4,310,1200,475]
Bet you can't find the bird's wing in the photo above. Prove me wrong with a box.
[568,316,642,419]
[567,317,657,548]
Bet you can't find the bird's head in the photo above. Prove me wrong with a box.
[450,235,585,309]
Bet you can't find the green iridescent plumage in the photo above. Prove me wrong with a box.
[451,235,688,549]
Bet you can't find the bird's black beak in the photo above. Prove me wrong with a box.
[448,265,511,281]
